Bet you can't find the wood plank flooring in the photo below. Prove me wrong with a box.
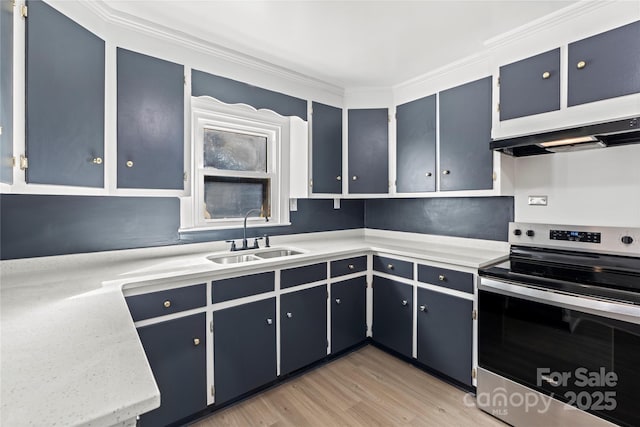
[190,345,504,427]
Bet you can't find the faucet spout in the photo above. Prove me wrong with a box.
[242,208,268,249]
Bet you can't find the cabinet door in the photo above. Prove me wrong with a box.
[1,0,13,184]
[499,48,560,120]
[26,0,105,187]
[439,77,493,191]
[372,276,412,358]
[568,20,640,106]
[347,108,389,194]
[117,48,184,189]
[214,298,277,404]
[417,288,472,386]
[331,277,367,354]
[312,102,342,194]
[280,285,327,375]
[137,313,207,427]
[396,95,436,193]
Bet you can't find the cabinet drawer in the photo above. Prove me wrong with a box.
[373,255,413,280]
[331,256,367,278]
[417,264,473,294]
[212,271,275,303]
[126,284,206,321]
[281,263,326,289]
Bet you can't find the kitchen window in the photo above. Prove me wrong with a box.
[183,96,293,230]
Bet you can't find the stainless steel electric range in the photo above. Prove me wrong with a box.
[477,222,640,427]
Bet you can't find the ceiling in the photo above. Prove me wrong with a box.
[103,0,577,89]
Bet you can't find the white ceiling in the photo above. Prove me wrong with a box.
[104,0,577,88]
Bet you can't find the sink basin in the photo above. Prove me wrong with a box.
[254,249,303,259]
[207,254,260,264]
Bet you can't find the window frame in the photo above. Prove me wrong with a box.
[183,96,291,231]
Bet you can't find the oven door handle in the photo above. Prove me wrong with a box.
[479,277,640,325]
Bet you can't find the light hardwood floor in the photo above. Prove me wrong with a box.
[190,345,505,427]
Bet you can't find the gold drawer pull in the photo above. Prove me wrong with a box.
[438,275,446,281]
[336,175,342,181]
[387,264,394,270]
[348,264,355,270]
[352,175,358,181]
[542,71,550,79]
[425,172,432,177]
[92,157,103,165]
[193,338,200,346]
[442,170,450,175]
[163,300,171,308]
[126,160,134,168]
[576,60,586,70]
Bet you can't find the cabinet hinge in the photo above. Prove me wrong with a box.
[0,126,2,135]
[388,114,392,123]
[309,179,313,188]
[19,155,28,170]
[472,309,477,320]
[20,4,27,18]
[492,171,497,182]
[209,320,213,333]
[472,368,477,379]
[496,103,500,113]
[497,76,500,87]
[10,156,16,168]
[326,289,329,299]
[183,75,186,85]
[183,172,187,182]
[211,385,215,396]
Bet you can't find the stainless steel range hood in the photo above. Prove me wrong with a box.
[491,117,640,156]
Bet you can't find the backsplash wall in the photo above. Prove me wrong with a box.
[365,197,514,241]
[0,195,364,260]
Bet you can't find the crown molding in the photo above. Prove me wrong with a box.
[78,1,344,96]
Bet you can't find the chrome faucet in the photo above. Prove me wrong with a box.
[241,208,269,250]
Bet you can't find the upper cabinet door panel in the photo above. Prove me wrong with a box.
[439,77,493,192]
[1,0,13,184]
[348,108,389,194]
[117,48,184,189]
[26,1,105,187]
[396,95,436,193]
[311,102,342,194]
[499,48,561,121]
[568,20,640,107]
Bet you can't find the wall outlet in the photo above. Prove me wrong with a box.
[528,196,548,206]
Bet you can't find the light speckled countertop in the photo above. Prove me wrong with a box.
[0,229,508,427]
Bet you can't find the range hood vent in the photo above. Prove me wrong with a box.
[491,117,640,157]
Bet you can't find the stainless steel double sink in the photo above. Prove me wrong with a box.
[207,248,303,264]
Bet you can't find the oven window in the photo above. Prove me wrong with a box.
[479,290,640,427]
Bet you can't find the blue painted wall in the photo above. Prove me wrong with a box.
[365,197,514,241]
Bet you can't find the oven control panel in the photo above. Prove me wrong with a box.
[550,230,601,243]
[509,222,640,256]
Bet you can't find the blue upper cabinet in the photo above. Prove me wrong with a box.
[311,102,342,194]
[499,48,560,121]
[348,108,389,194]
[25,0,105,187]
[117,48,184,189]
[1,0,13,184]
[396,95,436,193]
[439,77,493,192]
[568,20,640,107]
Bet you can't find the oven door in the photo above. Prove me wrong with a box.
[479,278,640,427]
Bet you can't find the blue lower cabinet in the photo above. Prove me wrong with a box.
[137,313,207,426]
[280,286,328,375]
[372,277,413,358]
[331,278,367,354]
[416,287,473,386]
[213,298,277,405]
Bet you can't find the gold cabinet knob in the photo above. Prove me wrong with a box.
[163,300,171,308]
[92,157,103,165]
[352,176,358,181]
[126,160,134,168]
[419,305,427,312]
[387,264,394,270]
[425,172,432,177]
[336,175,342,181]
[542,71,551,79]
[438,274,446,281]
[442,170,450,175]
[193,338,200,346]
[348,264,355,270]
[577,61,586,69]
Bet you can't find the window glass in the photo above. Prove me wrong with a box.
[203,129,267,172]
[203,176,270,219]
